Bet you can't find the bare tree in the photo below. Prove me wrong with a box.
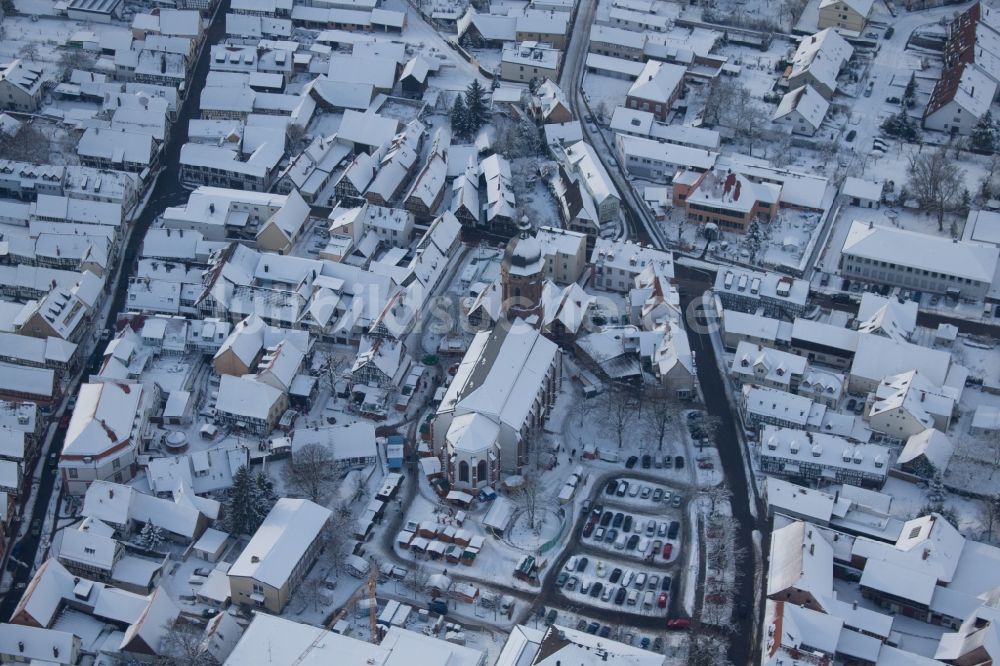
[320,508,352,579]
[699,415,722,451]
[701,77,739,128]
[57,49,96,79]
[907,148,965,232]
[296,583,330,613]
[282,443,338,503]
[706,486,731,515]
[0,124,52,163]
[158,619,213,666]
[604,386,635,449]
[730,85,770,156]
[404,561,432,595]
[513,468,543,532]
[322,351,347,391]
[686,633,730,666]
[983,493,1000,543]
[643,385,676,451]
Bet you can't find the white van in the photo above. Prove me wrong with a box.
[642,591,655,609]
[627,589,639,606]
[634,572,647,589]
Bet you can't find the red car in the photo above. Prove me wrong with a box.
[666,618,690,630]
[662,543,673,559]
[657,592,668,608]
[583,521,595,538]
[698,461,714,470]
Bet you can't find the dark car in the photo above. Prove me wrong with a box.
[546,609,558,624]
[846,398,857,411]
[653,637,664,652]
[667,521,680,539]
[675,455,685,469]
[599,626,612,638]
[576,619,588,631]
[605,479,617,495]
[625,455,638,469]
[576,556,589,572]
[641,454,652,469]
[652,488,664,502]
[640,637,650,649]
[556,572,569,588]
[610,567,622,584]
[583,521,595,538]
[590,582,603,598]
[884,25,894,38]
[661,575,672,591]
[622,515,632,532]
[605,528,618,543]
[614,587,627,605]
[626,534,640,550]
[586,622,600,634]
[600,511,613,527]
[612,512,624,528]
[429,600,448,615]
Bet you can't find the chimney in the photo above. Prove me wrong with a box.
[251,555,260,563]
[922,548,930,560]
[852,601,857,610]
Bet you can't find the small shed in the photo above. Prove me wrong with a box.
[192,528,229,562]
[842,177,882,208]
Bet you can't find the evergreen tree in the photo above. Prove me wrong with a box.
[464,79,489,133]
[222,465,275,535]
[138,522,164,551]
[904,72,917,105]
[451,94,469,139]
[971,111,997,154]
[881,112,918,141]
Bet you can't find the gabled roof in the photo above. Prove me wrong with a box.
[898,428,954,472]
[627,60,685,104]
[925,63,996,120]
[229,498,331,588]
[62,382,143,458]
[772,85,829,129]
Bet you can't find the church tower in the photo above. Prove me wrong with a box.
[501,218,545,323]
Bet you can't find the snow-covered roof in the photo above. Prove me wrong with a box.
[229,498,332,588]
[819,0,874,16]
[0,624,77,664]
[926,63,997,121]
[291,421,376,462]
[565,141,619,206]
[768,520,831,598]
[789,28,853,93]
[327,54,397,90]
[627,60,685,104]
[842,176,882,203]
[82,480,133,526]
[772,84,829,129]
[846,220,1000,284]
[216,374,284,419]
[439,325,559,436]
[59,523,119,571]
[62,382,143,458]
[898,428,954,472]
[119,587,180,656]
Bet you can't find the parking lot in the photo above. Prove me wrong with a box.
[552,474,690,619]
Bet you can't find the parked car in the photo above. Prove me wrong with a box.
[612,512,624,528]
[652,488,664,502]
[566,576,579,591]
[648,574,659,590]
[641,454,651,469]
[616,481,628,497]
[595,560,604,577]
[672,495,682,508]
[628,483,640,498]
[601,586,614,602]
[675,456,685,469]
[599,625,611,638]
[609,567,622,584]
[615,587,627,605]
[634,573,647,589]
[594,526,605,540]
[705,594,726,604]
[666,618,690,630]
[640,486,652,499]
[590,582,603,598]
[698,461,714,470]
[626,534,640,550]
[605,528,618,543]
[658,592,668,608]
[653,455,663,469]
[600,512,613,527]
[662,543,673,559]
[668,521,680,539]
[661,575,672,591]
[582,500,591,515]
[581,580,591,595]
[622,515,632,532]
[556,572,569,588]
[625,456,638,469]
[657,522,668,537]
[577,556,589,572]
[653,637,664,652]
[545,609,557,624]
[605,479,618,495]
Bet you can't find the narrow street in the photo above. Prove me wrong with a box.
[0,0,231,621]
